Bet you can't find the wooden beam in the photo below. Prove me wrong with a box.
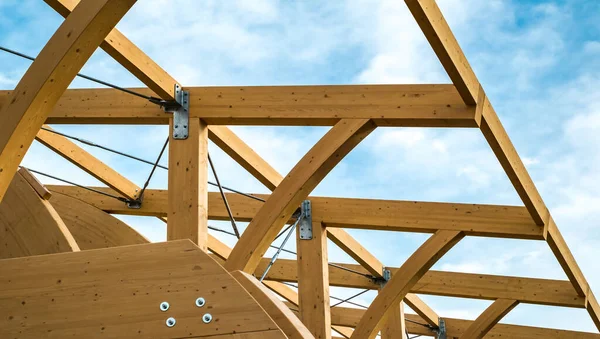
[480,100,548,226]
[35,126,139,199]
[232,271,314,339]
[208,126,282,191]
[252,257,584,308]
[1,172,80,259]
[17,167,51,199]
[297,222,331,338]
[404,0,480,105]
[352,230,464,338]
[403,294,439,328]
[225,119,376,273]
[327,228,383,278]
[167,118,209,250]
[328,305,600,339]
[0,0,136,202]
[0,85,478,126]
[588,291,600,332]
[545,217,588,296]
[380,300,407,339]
[49,186,544,240]
[44,0,177,100]
[461,299,519,339]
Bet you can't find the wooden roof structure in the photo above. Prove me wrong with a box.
[0,0,598,338]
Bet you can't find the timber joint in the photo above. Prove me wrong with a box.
[161,84,189,140]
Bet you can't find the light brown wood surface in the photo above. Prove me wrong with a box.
[0,172,79,259]
[167,118,209,250]
[0,240,284,338]
[297,222,331,338]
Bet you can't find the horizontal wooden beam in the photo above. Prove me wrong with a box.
[249,258,584,308]
[0,85,477,126]
[328,305,600,338]
[47,186,543,240]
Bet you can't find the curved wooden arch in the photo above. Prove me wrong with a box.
[49,192,148,250]
[351,230,464,338]
[461,299,519,339]
[0,0,136,201]
[0,172,79,259]
[226,118,376,273]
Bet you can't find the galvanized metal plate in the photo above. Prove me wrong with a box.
[299,200,312,240]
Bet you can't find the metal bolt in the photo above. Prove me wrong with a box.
[166,317,176,327]
[202,313,212,324]
[175,125,178,128]
[160,301,170,312]
[183,125,187,128]
[195,297,206,307]
[174,134,179,138]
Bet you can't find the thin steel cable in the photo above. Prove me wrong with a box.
[0,45,164,104]
[22,167,128,203]
[208,226,295,255]
[330,288,370,308]
[38,127,266,202]
[137,136,168,201]
[405,319,433,328]
[281,281,370,309]
[328,262,374,279]
[260,217,300,282]
[208,152,240,238]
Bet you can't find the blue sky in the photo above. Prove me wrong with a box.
[1,0,600,335]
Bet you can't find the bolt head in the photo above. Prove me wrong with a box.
[202,313,212,324]
[195,297,206,307]
[160,301,170,311]
[166,317,176,327]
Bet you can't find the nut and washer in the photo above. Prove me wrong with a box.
[166,317,176,327]
[202,313,213,324]
[195,297,206,307]
[159,301,170,312]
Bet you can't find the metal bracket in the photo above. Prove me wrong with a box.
[377,268,392,287]
[299,200,312,240]
[163,84,189,140]
[436,318,447,339]
[126,199,142,209]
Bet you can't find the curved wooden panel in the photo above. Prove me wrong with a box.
[0,172,79,259]
[49,192,148,250]
[0,240,286,339]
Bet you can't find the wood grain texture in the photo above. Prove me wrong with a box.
[0,240,283,338]
[297,222,331,338]
[226,119,376,273]
[49,191,148,250]
[17,167,51,199]
[0,172,79,259]
[352,230,464,338]
[461,299,519,339]
[0,85,477,126]
[167,118,209,250]
[232,271,315,339]
[404,0,480,104]
[327,228,383,278]
[0,0,136,202]
[404,294,439,328]
[379,299,407,339]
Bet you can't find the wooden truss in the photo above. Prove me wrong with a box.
[0,0,598,338]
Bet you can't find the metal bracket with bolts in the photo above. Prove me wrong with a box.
[162,84,189,140]
[298,200,313,240]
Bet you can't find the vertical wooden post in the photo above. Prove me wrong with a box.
[380,299,408,339]
[297,221,331,339]
[167,118,208,251]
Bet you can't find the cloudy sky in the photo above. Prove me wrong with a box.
[1,0,600,335]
